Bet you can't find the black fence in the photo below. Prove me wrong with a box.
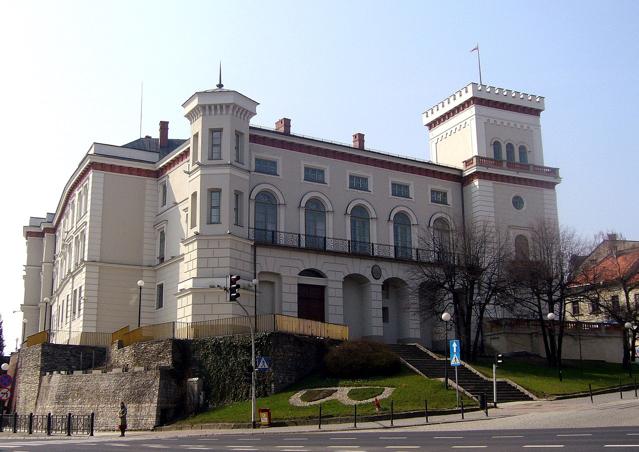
[0,412,94,436]
[249,228,459,264]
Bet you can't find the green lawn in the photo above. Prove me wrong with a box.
[471,359,639,397]
[179,369,473,424]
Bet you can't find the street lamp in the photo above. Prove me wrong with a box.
[625,322,636,377]
[137,280,145,328]
[43,297,51,340]
[21,318,28,347]
[547,312,562,381]
[441,311,451,389]
[0,363,8,371]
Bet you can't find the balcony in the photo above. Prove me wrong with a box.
[249,228,458,264]
[463,156,559,178]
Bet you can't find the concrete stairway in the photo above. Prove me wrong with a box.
[389,344,533,403]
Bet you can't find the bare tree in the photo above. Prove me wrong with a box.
[505,221,588,368]
[571,235,639,370]
[412,222,511,361]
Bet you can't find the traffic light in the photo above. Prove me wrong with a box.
[229,274,240,301]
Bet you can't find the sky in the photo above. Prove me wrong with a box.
[1,0,638,353]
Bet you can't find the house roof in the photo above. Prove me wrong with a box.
[123,137,187,159]
[572,247,639,286]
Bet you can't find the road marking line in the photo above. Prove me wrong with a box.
[385,447,420,449]
[522,446,564,448]
[556,434,591,437]
[435,436,464,439]
[492,436,524,438]
[330,438,358,440]
[452,447,488,449]
[380,437,408,440]
[284,438,308,441]
[236,439,261,441]
[328,447,359,449]
[143,445,170,449]
[276,446,305,448]
[604,446,639,448]
[627,434,639,436]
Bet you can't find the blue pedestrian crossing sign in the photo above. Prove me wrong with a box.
[449,339,461,367]
[256,356,271,372]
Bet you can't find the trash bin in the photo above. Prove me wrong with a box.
[478,393,487,410]
[258,408,271,427]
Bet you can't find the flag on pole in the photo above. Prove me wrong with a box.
[470,45,479,52]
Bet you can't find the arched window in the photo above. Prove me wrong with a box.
[432,217,451,261]
[519,145,528,163]
[514,234,530,260]
[393,212,412,259]
[493,141,503,160]
[255,191,278,243]
[506,143,515,162]
[304,198,326,250]
[350,205,371,255]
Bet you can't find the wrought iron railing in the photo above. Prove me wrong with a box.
[0,412,94,436]
[249,228,458,264]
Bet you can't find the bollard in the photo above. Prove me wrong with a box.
[620,378,623,399]
[12,413,17,433]
[66,412,72,436]
[635,378,637,398]
[354,404,357,428]
[318,404,322,430]
[46,413,52,436]
[90,412,95,436]
[28,413,33,434]
[461,400,464,420]
[0,412,3,433]
[484,392,488,417]
[589,384,593,404]
[390,400,394,427]
[424,399,429,423]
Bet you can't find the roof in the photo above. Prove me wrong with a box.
[572,247,639,287]
[122,137,187,159]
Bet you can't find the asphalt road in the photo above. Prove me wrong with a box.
[3,427,639,452]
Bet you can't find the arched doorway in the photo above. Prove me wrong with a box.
[342,274,369,339]
[381,278,410,343]
[297,269,326,322]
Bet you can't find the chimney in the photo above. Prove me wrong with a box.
[159,121,169,148]
[275,118,291,135]
[353,132,365,150]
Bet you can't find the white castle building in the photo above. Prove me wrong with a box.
[21,81,560,346]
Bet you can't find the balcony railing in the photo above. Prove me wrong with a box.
[249,228,458,264]
[463,156,560,177]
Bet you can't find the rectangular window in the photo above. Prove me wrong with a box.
[78,286,83,315]
[255,158,278,175]
[190,192,197,229]
[349,174,369,191]
[209,129,222,160]
[72,289,77,318]
[391,182,410,198]
[160,182,167,207]
[611,295,620,312]
[234,191,243,226]
[156,283,164,310]
[66,294,70,321]
[431,189,448,205]
[590,300,601,314]
[304,166,325,184]
[192,132,199,163]
[572,300,580,316]
[158,229,166,264]
[234,131,244,164]
[209,190,221,224]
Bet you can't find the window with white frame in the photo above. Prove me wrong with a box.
[304,166,325,184]
[209,129,222,160]
[234,131,244,164]
[431,189,448,205]
[158,229,166,264]
[160,181,167,207]
[190,192,197,229]
[72,289,78,318]
[391,182,410,198]
[349,174,369,191]
[255,158,278,175]
[156,283,164,309]
[192,132,199,164]
[208,189,221,224]
[78,286,83,315]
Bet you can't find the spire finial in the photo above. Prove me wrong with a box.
[216,62,224,89]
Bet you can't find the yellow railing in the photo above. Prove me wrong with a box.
[111,314,348,347]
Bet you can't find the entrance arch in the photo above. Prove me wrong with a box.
[381,277,410,343]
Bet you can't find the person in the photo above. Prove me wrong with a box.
[118,401,128,437]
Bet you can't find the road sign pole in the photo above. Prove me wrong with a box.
[493,363,497,408]
[455,365,459,408]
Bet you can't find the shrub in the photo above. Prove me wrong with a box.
[324,340,401,378]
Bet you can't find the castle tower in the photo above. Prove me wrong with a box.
[178,85,259,321]
[423,83,561,249]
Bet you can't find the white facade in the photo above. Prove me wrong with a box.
[21,82,561,345]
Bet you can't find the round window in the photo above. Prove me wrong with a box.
[512,195,525,210]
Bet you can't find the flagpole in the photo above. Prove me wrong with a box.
[471,44,483,85]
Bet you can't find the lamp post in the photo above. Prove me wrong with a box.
[441,312,451,389]
[21,319,28,347]
[547,312,562,381]
[1,362,8,414]
[624,322,636,377]
[137,280,145,328]
[43,297,51,340]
